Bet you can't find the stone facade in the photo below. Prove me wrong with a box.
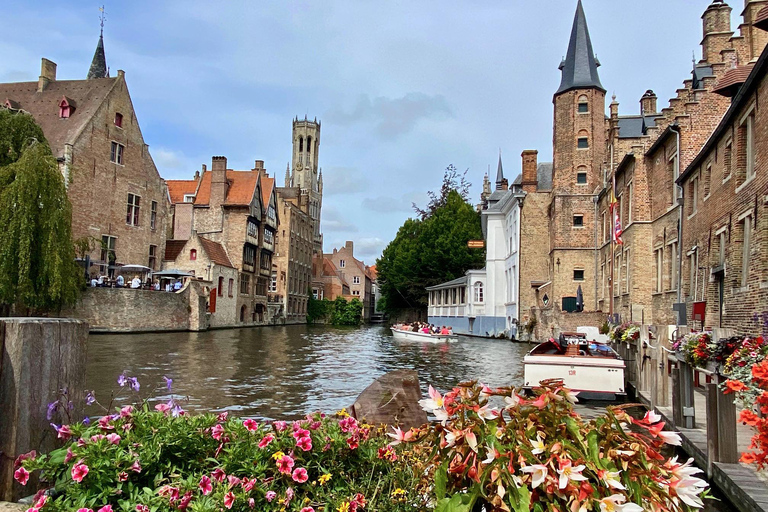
[324,242,374,320]
[0,58,170,275]
[289,117,324,253]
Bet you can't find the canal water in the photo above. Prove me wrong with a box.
[86,324,735,511]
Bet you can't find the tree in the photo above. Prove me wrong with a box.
[0,110,80,314]
[330,297,363,326]
[377,173,485,316]
[412,164,472,220]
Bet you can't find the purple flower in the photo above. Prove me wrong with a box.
[172,404,184,417]
[47,401,58,420]
[83,416,91,425]
[85,392,96,406]
[68,401,74,411]
[129,377,140,392]
[163,376,173,391]
[117,374,128,387]
[50,422,60,432]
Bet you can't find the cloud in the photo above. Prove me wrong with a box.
[321,166,368,196]
[354,237,386,262]
[322,206,360,233]
[362,193,420,214]
[326,93,453,139]
[153,147,187,170]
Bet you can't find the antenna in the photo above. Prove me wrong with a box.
[99,6,106,36]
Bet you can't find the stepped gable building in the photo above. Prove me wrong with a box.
[324,241,374,321]
[519,0,768,336]
[166,157,279,325]
[311,254,350,302]
[0,32,169,274]
[288,116,324,253]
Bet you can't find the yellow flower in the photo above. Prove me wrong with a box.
[318,473,332,485]
[272,451,285,461]
[336,408,350,418]
[337,501,350,512]
[391,488,407,497]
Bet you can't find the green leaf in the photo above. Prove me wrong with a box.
[434,462,448,500]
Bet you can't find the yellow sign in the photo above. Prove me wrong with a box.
[467,240,485,249]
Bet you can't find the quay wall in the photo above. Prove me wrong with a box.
[427,315,506,338]
[532,306,606,339]
[62,285,207,333]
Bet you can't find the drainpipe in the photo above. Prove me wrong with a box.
[672,125,684,324]
[593,193,599,311]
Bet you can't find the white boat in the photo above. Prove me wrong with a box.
[390,328,457,343]
[523,332,626,400]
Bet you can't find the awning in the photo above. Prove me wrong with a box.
[151,269,194,278]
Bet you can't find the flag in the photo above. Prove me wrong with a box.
[610,171,623,245]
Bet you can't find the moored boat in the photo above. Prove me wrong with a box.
[390,328,457,343]
[523,332,625,400]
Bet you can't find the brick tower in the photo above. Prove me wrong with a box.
[290,116,323,253]
[549,0,606,311]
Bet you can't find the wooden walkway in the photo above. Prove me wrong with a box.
[636,386,768,512]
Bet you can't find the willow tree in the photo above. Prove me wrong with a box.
[0,110,80,314]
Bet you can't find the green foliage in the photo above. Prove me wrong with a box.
[377,183,484,316]
[0,110,80,313]
[306,293,331,324]
[330,297,363,326]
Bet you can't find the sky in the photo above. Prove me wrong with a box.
[0,1,731,263]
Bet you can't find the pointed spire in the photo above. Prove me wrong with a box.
[495,151,504,190]
[285,163,291,188]
[555,0,604,95]
[87,7,108,79]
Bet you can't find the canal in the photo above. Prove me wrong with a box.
[86,324,735,511]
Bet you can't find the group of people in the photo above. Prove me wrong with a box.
[89,274,184,292]
[393,322,453,335]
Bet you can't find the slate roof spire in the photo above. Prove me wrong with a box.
[87,7,108,80]
[555,0,604,95]
[495,151,504,190]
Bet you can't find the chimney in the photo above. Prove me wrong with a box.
[210,156,228,208]
[640,90,657,115]
[38,58,56,92]
[253,160,264,170]
[501,178,509,191]
[345,241,354,254]
[194,170,200,181]
[521,150,539,193]
[701,0,733,64]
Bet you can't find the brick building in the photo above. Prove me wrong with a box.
[0,35,169,274]
[324,241,374,321]
[311,254,350,302]
[166,157,280,325]
[288,117,324,253]
[518,0,768,335]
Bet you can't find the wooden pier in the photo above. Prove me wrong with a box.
[617,326,768,512]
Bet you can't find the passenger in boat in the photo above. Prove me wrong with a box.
[440,326,450,335]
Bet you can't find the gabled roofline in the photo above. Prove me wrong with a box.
[644,124,678,157]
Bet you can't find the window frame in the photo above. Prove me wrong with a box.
[573,214,584,228]
[148,244,157,270]
[573,269,585,282]
[577,137,589,149]
[110,141,125,165]
[150,201,158,230]
[114,112,123,128]
[126,193,141,226]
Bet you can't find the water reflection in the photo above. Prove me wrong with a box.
[86,325,529,420]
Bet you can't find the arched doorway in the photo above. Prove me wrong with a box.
[240,305,247,322]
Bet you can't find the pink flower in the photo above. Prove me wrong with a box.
[273,420,288,431]
[211,468,227,482]
[284,487,294,505]
[14,467,29,485]
[292,467,308,483]
[277,454,295,474]
[118,472,128,482]
[258,434,275,448]
[243,419,258,431]
[56,424,73,440]
[227,475,241,488]
[98,416,114,430]
[386,426,413,446]
[71,462,89,482]
[97,506,114,512]
[296,436,313,452]
[211,424,225,440]
[301,508,315,512]
[90,434,106,443]
[135,506,149,512]
[223,491,235,509]
[265,491,277,502]
[347,434,359,450]
[130,460,142,473]
[339,417,358,433]
[217,411,229,422]
[248,498,255,509]
[119,405,133,418]
[241,477,256,492]
[106,433,121,445]
[64,447,76,463]
[199,475,212,495]
[293,428,310,440]
[155,403,171,413]
[77,509,93,512]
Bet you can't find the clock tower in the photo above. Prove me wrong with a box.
[290,116,323,253]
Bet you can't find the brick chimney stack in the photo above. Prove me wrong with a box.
[210,156,228,208]
[345,241,354,253]
[38,58,56,92]
[701,0,733,64]
[640,90,657,115]
[521,150,538,193]
[253,160,264,170]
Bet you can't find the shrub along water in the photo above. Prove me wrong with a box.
[15,378,709,511]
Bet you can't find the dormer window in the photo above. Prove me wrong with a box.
[114,112,123,128]
[190,249,197,261]
[183,194,195,203]
[58,97,75,119]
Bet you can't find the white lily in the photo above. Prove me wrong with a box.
[521,464,548,489]
[601,470,626,490]
[644,410,662,424]
[671,475,708,508]
[504,394,521,409]
[418,385,444,413]
[658,430,682,446]
[556,460,588,490]
[465,430,478,452]
[445,430,458,447]
[598,494,644,512]
[530,433,546,455]
[477,405,499,423]
[482,443,498,464]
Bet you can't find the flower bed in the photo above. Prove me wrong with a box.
[15,378,710,511]
[609,322,640,344]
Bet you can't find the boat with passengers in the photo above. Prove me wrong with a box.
[390,322,458,343]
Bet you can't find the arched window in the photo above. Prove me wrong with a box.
[307,136,312,154]
[577,95,589,113]
[218,276,224,297]
[190,249,197,260]
[473,281,484,303]
[228,278,234,297]
[299,137,304,152]
[577,130,589,149]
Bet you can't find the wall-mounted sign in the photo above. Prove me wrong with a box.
[467,240,485,249]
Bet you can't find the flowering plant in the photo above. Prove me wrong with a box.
[620,325,640,344]
[15,376,419,512]
[725,358,768,468]
[673,332,713,368]
[609,323,638,343]
[407,380,709,511]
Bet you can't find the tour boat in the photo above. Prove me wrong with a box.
[523,332,626,400]
[390,328,457,343]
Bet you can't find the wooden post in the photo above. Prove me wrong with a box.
[658,326,670,407]
[716,374,739,463]
[679,360,696,429]
[706,383,719,478]
[672,367,683,427]
[0,318,88,501]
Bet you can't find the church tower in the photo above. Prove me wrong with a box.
[549,0,606,311]
[290,116,323,253]
[87,8,108,79]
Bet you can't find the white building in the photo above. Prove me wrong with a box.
[427,156,523,338]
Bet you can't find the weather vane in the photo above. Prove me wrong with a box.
[99,5,106,36]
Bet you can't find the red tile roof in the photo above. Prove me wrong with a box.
[0,77,118,158]
[164,240,187,261]
[193,170,260,207]
[368,265,377,280]
[261,176,275,211]
[167,180,198,204]
[199,237,234,268]
[713,64,755,97]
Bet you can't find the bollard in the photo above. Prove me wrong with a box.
[672,367,683,428]
[715,374,738,463]
[706,383,719,478]
[679,361,696,429]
